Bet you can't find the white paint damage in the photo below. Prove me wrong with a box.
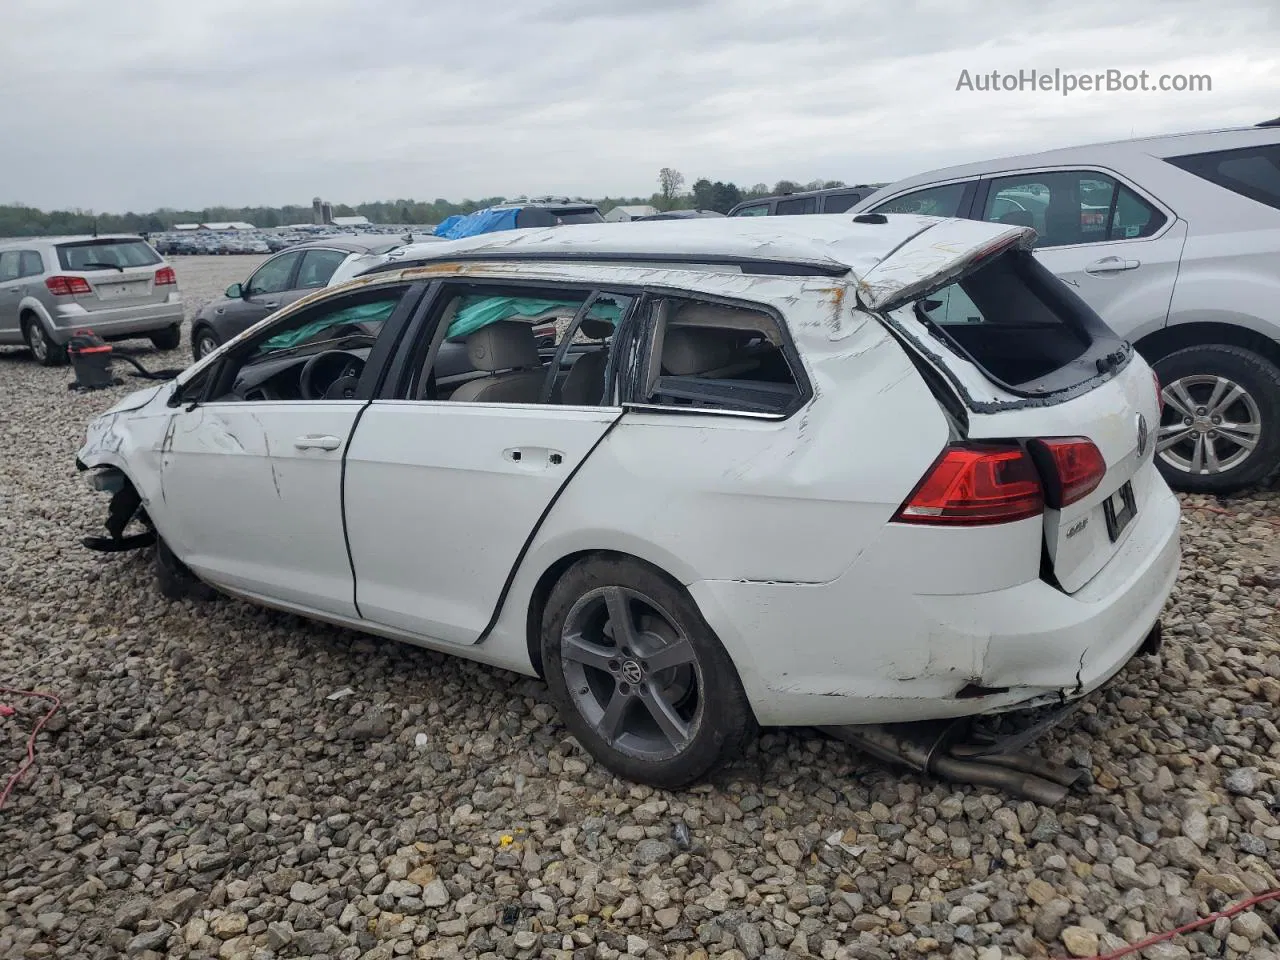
[76,219,1180,730]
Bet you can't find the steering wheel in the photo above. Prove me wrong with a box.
[300,351,365,400]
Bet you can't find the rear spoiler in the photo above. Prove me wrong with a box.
[855,219,1037,313]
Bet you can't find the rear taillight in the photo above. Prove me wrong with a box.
[1028,437,1106,508]
[1152,370,1162,409]
[154,266,176,286]
[45,275,92,296]
[893,444,1044,525]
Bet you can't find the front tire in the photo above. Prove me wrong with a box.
[155,537,218,601]
[541,555,754,788]
[1152,345,1280,494]
[23,316,67,367]
[150,324,182,351]
[192,326,220,361]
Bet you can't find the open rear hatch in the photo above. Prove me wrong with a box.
[863,219,1162,593]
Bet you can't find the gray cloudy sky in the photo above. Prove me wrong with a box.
[2,0,1276,212]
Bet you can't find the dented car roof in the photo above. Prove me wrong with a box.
[375,214,1034,299]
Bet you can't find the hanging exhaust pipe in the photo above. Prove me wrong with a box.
[819,713,1083,805]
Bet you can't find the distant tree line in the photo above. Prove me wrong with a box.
[0,170,848,237]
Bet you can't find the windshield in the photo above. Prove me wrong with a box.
[57,239,161,271]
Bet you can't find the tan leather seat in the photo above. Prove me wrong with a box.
[661,326,760,379]
[556,317,613,405]
[449,321,545,403]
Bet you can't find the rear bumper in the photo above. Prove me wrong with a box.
[690,475,1181,727]
[49,298,184,342]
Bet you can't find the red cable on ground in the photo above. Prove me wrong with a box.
[1095,888,1280,959]
[0,686,62,811]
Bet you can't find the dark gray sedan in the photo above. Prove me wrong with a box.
[189,236,416,359]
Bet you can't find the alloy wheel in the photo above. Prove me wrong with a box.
[195,332,218,359]
[1158,374,1263,475]
[559,585,703,762]
[27,323,48,362]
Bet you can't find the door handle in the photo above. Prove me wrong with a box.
[294,435,342,451]
[1085,256,1140,274]
[260,301,279,308]
[503,447,564,468]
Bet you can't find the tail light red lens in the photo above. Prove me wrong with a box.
[893,444,1044,525]
[45,275,92,296]
[1153,369,1162,408]
[1028,437,1107,508]
[154,266,176,285]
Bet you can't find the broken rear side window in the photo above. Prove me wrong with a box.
[911,250,1122,395]
[640,298,805,416]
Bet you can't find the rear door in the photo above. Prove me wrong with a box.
[54,238,170,311]
[865,225,1162,592]
[343,283,630,645]
[974,168,1186,341]
[295,248,350,291]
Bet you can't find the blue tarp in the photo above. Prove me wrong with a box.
[433,207,520,240]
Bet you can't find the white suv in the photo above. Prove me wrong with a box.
[853,119,1280,493]
[77,216,1178,787]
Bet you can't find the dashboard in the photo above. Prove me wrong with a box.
[230,348,372,401]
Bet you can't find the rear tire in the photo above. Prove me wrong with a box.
[150,324,182,351]
[1151,345,1280,494]
[540,555,755,788]
[155,537,218,602]
[22,316,67,367]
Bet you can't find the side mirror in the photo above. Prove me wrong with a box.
[225,282,244,299]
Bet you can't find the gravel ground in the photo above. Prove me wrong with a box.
[2,256,1280,960]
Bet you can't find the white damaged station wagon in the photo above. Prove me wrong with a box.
[77,215,1180,789]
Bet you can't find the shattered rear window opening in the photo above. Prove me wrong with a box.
[908,250,1123,396]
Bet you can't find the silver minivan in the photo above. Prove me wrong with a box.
[0,234,184,365]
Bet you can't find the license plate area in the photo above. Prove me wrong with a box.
[1103,481,1136,541]
[96,281,147,300]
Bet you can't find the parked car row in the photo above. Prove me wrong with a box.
[151,224,429,257]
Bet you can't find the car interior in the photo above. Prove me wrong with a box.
[415,292,625,405]
[639,300,802,414]
[209,292,404,402]
[193,284,804,415]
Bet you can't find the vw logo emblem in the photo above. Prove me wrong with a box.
[621,660,644,684]
[1136,413,1149,458]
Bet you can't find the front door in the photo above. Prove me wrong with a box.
[158,401,361,616]
[155,282,417,617]
[234,249,305,331]
[977,169,1187,340]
